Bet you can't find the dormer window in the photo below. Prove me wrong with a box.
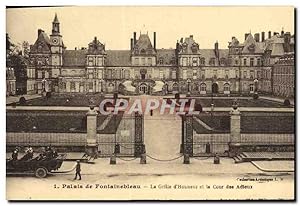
[140,49,146,54]
[159,57,164,65]
[191,43,199,53]
[220,58,226,65]
[248,43,255,52]
[200,58,205,65]
[209,58,216,66]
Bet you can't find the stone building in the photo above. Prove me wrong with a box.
[27,14,295,96]
[272,53,295,98]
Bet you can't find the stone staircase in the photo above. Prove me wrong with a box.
[233,152,294,163]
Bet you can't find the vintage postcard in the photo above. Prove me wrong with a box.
[6,6,295,200]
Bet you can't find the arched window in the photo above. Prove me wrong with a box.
[224,83,230,93]
[200,83,206,92]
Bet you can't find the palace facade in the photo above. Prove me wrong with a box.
[26,14,295,96]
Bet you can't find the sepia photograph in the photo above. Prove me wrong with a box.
[5,6,295,200]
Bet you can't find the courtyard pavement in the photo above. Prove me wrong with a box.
[6,156,295,200]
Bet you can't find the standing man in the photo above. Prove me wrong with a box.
[74,160,81,180]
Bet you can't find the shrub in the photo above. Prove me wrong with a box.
[284,99,290,106]
[253,93,259,100]
[46,92,51,98]
[19,97,26,105]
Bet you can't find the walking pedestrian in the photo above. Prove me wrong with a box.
[74,160,81,180]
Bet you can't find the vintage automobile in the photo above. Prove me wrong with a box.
[7,153,66,178]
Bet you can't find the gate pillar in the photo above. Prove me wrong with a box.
[86,106,98,156]
[134,112,145,157]
[183,114,193,156]
[230,107,241,143]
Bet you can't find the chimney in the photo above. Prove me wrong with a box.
[268,31,271,39]
[281,30,284,36]
[261,32,265,42]
[130,38,133,51]
[38,29,43,36]
[190,35,193,39]
[273,32,279,36]
[254,33,260,42]
[75,47,77,50]
[245,33,250,40]
[284,32,291,53]
[133,32,137,45]
[214,41,219,51]
[153,32,156,50]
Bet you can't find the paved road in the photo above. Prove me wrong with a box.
[6,158,295,200]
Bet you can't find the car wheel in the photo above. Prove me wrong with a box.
[35,167,48,178]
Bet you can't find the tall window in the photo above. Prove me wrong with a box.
[182,70,187,80]
[148,58,152,65]
[224,83,230,91]
[88,57,94,66]
[200,83,206,92]
[182,57,188,66]
[225,70,229,79]
[210,58,216,66]
[243,58,247,66]
[192,57,198,66]
[250,84,254,92]
[235,59,239,65]
[250,58,254,67]
[213,70,217,79]
[243,71,247,79]
[124,70,130,79]
[134,58,139,65]
[250,70,254,79]
[257,58,261,66]
[107,69,112,79]
[98,70,103,79]
[193,69,197,79]
[70,82,76,91]
[159,70,164,79]
[97,57,103,66]
[141,58,145,66]
[89,82,93,90]
[257,70,261,79]
[172,71,176,79]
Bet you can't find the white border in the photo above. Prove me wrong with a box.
[1,1,299,205]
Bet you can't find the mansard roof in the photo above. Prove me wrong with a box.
[178,35,200,54]
[63,50,87,67]
[132,34,156,55]
[87,37,106,55]
[156,49,176,65]
[241,33,264,54]
[30,30,52,53]
[106,50,131,66]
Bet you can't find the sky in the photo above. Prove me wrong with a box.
[6,6,295,50]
